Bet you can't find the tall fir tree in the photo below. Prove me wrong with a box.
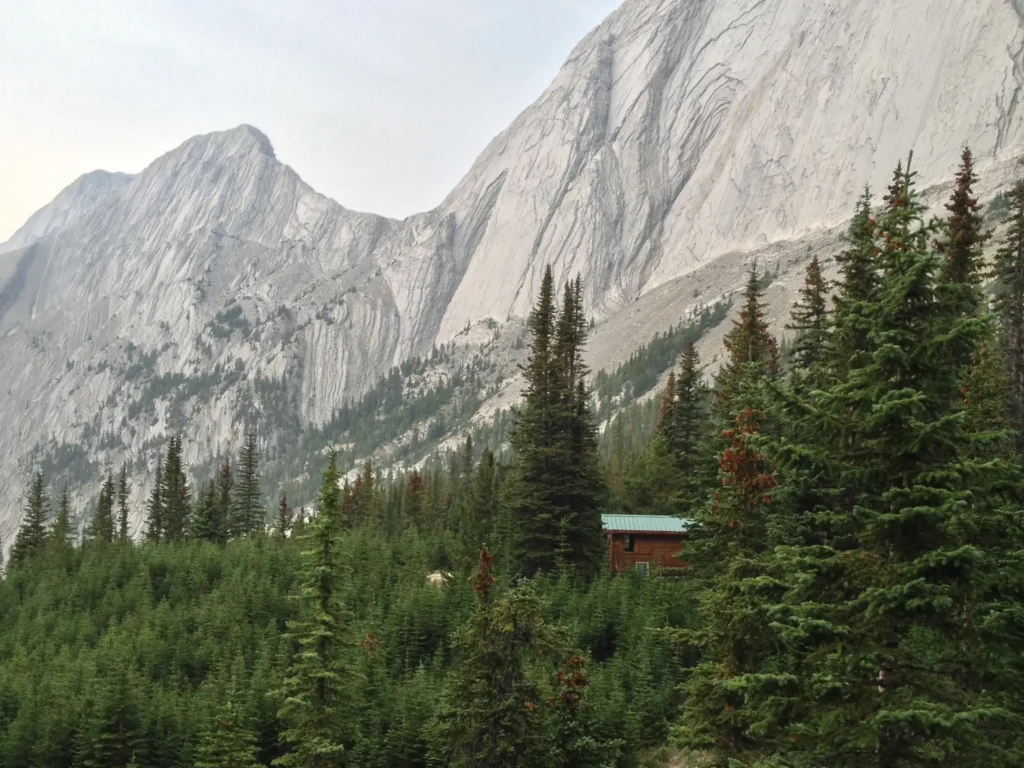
[754,157,1022,765]
[276,493,293,539]
[117,463,131,541]
[216,459,234,543]
[785,255,831,373]
[195,666,262,768]
[669,341,712,512]
[11,471,49,564]
[161,437,191,541]
[715,263,780,412]
[145,458,164,542]
[427,548,560,767]
[84,472,115,545]
[50,483,75,551]
[993,180,1024,453]
[275,451,360,767]
[508,269,605,576]
[190,480,222,544]
[831,186,879,371]
[936,147,989,304]
[231,433,263,538]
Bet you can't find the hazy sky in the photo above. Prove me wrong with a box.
[0,0,622,240]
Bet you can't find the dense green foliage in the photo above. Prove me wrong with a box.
[3,149,1024,767]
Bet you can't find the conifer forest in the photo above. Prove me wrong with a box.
[5,150,1024,767]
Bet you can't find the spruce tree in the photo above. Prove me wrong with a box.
[145,458,164,542]
[670,341,712,512]
[216,459,234,543]
[231,434,263,538]
[993,180,1024,452]
[656,370,677,438]
[786,255,831,373]
[161,437,191,541]
[11,471,49,564]
[759,157,1021,765]
[276,493,293,539]
[509,269,605,576]
[715,263,780,412]
[190,481,222,544]
[427,548,559,767]
[831,186,879,371]
[276,451,360,767]
[937,147,989,305]
[84,472,115,545]
[117,463,131,541]
[50,483,75,551]
[195,670,262,768]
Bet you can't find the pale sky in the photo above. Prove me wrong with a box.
[0,0,622,240]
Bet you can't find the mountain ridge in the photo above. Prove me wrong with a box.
[1,0,1023,544]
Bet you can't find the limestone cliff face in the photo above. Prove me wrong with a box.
[1,0,1023,541]
[435,0,1024,337]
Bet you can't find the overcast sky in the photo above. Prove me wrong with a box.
[0,0,621,241]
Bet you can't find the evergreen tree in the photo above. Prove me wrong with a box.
[786,255,831,372]
[190,480,222,544]
[756,157,1021,765]
[831,186,879,370]
[276,451,360,767]
[508,268,606,576]
[427,548,560,767]
[11,471,49,564]
[231,433,264,538]
[216,459,234,543]
[656,370,677,437]
[937,147,989,304]
[84,472,115,545]
[195,670,262,768]
[146,458,164,542]
[161,437,191,541]
[50,483,75,551]
[669,341,712,512]
[276,493,293,539]
[76,656,142,768]
[715,263,780,411]
[117,463,131,541]
[993,180,1024,453]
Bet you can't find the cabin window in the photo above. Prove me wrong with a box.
[623,535,635,553]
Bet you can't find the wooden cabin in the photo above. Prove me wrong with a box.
[602,514,690,575]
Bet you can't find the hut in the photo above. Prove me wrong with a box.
[601,514,691,575]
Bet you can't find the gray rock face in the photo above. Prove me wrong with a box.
[1,0,1023,543]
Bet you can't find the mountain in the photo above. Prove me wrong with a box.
[1,0,1023,544]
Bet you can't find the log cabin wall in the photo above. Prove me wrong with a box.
[606,532,687,574]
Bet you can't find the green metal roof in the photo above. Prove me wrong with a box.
[601,514,691,534]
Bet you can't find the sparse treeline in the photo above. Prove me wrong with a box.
[3,148,1024,766]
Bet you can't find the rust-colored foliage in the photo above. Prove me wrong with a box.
[714,407,777,529]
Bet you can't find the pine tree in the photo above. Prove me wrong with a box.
[275,451,360,767]
[427,548,559,767]
[161,437,191,541]
[76,655,142,768]
[117,463,131,541]
[231,433,263,538]
[786,255,831,373]
[276,493,293,539]
[145,458,164,542]
[11,471,49,564]
[993,180,1024,453]
[656,370,677,437]
[84,472,115,545]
